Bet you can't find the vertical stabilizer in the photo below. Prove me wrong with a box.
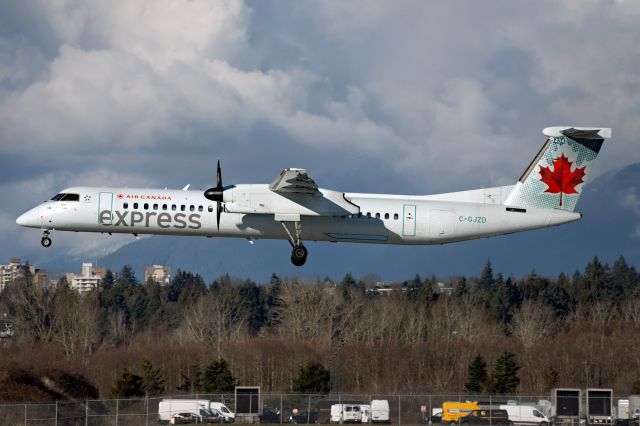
[504,127,611,211]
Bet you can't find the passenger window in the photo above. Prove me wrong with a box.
[123,202,128,209]
[366,212,371,218]
[162,204,167,211]
[375,213,380,219]
[133,203,139,209]
[144,203,149,210]
[181,205,186,212]
[394,213,399,220]
[208,206,214,213]
[172,204,177,211]
[153,203,158,210]
[190,205,195,212]
[384,213,389,219]
[198,206,203,212]
[357,212,362,218]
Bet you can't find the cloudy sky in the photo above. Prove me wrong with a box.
[1,0,639,264]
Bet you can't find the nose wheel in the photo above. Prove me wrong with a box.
[41,231,52,248]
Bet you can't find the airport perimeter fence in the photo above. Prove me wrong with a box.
[0,392,622,426]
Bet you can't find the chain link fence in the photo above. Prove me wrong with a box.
[0,392,628,426]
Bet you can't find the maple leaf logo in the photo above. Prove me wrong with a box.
[539,153,586,206]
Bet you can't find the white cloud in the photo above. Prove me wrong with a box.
[2,0,640,262]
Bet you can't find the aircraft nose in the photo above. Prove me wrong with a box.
[16,208,39,227]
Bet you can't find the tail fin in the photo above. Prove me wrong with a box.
[504,126,612,211]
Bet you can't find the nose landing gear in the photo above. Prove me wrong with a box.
[41,230,52,248]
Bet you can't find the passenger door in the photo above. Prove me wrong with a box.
[402,204,416,236]
[98,192,113,225]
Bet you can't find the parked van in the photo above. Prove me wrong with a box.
[360,405,371,423]
[371,400,390,423]
[499,405,549,426]
[442,402,480,425]
[331,404,363,423]
[209,402,235,422]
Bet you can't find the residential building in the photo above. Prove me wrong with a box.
[144,265,171,286]
[67,262,102,294]
[0,258,22,291]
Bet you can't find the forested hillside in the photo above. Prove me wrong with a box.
[1,256,639,400]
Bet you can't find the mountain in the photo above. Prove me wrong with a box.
[87,163,640,282]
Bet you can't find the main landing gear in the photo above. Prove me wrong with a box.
[281,220,308,266]
[41,230,52,248]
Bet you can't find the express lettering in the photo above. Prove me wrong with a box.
[99,210,201,229]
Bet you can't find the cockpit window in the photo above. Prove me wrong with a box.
[50,193,80,202]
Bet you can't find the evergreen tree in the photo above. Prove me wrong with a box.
[265,273,283,329]
[492,352,521,394]
[238,280,266,333]
[111,368,144,397]
[116,265,138,287]
[479,260,495,292]
[292,361,330,394]
[465,355,488,393]
[101,270,115,290]
[453,276,469,298]
[203,358,236,393]
[178,364,203,392]
[487,275,522,325]
[140,359,165,396]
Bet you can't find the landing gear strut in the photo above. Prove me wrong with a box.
[41,230,52,248]
[281,220,308,266]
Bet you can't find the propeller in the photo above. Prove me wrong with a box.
[204,160,224,230]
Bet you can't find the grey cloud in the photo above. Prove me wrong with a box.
[2,0,640,263]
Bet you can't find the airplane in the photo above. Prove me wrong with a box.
[16,126,611,266]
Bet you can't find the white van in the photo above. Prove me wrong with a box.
[210,402,235,421]
[331,404,363,423]
[360,405,371,423]
[370,400,390,423]
[499,405,550,426]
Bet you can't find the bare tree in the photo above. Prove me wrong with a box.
[510,298,557,349]
[9,274,57,343]
[180,288,247,357]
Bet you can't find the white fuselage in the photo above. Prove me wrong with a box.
[16,184,581,245]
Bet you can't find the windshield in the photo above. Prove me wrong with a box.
[221,407,230,413]
[50,193,80,202]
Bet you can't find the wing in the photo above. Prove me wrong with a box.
[269,168,319,195]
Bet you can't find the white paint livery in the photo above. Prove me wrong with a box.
[16,126,611,266]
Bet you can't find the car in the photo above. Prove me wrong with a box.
[260,407,282,424]
[460,409,511,426]
[170,412,203,424]
[425,411,443,424]
[289,410,319,424]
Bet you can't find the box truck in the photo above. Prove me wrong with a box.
[586,389,613,426]
[442,402,480,425]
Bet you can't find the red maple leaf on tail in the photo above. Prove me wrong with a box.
[539,154,586,206]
